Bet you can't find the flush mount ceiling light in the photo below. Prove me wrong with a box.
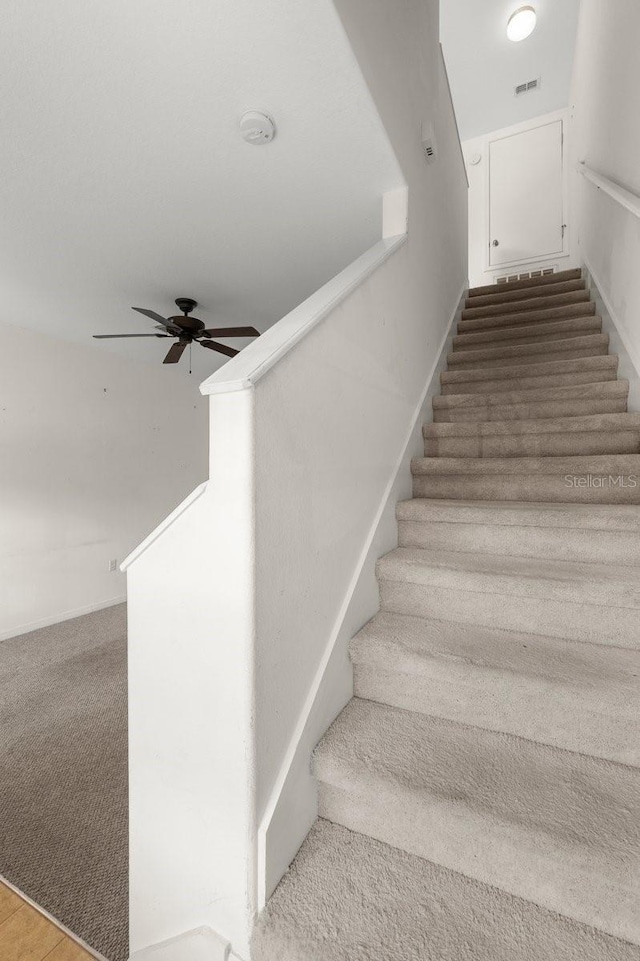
[507,6,537,42]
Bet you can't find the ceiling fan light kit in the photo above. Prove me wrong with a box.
[93,298,260,365]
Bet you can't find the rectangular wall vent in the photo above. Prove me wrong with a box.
[496,266,556,285]
[515,77,540,96]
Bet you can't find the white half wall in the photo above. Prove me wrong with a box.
[464,109,577,289]
[124,0,467,955]
[251,0,467,905]
[569,0,640,381]
[257,280,465,905]
[0,322,208,640]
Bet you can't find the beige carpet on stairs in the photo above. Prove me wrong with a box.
[0,604,128,961]
[252,267,640,960]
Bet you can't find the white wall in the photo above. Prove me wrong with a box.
[1,0,402,381]
[570,0,640,379]
[0,322,208,639]
[125,0,468,955]
[464,109,576,288]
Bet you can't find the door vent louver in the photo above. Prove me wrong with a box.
[496,266,556,286]
[515,77,540,96]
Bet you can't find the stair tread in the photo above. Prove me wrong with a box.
[376,546,640,608]
[423,413,640,437]
[251,819,640,961]
[469,268,582,298]
[441,355,619,387]
[412,452,640,474]
[352,611,639,691]
[458,302,598,333]
[314,699,640,942]
[447,333,609,368]
[462,290,591,320]
[396,498,640,531]
[453,317,602,350]
[351,613,640,765]
[435,381,627,408]
[466,278,586,309]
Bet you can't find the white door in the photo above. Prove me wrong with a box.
[488,120,564,267]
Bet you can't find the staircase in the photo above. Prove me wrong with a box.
[252,268,640,960]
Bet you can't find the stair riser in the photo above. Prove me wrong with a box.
[353,668,639,765]
[423,430,640,458]
[469,268,582,297]
[433,398,628,423]
[412,472,640,503]
[448,344,609,371]
[379,580,640,647]
[453,321,602,351]
[441,369,619,395]
[465,279,586,310]
[398,520,640,566]
[462,291,591,321]
[458,302,597,333]
[317,778,638,944]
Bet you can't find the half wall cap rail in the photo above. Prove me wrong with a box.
[198,234,407,397]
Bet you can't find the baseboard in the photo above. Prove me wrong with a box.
[129,925,244,961]
[257,277,468,908]
[0,595,127,643]
[582,257,640,411]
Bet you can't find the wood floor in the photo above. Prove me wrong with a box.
[0,879,95,961]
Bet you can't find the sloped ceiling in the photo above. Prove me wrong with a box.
[0,0,402,377]
[441,0,581,142]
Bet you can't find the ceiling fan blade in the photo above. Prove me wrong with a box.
[93,333,169,338]
[201,326,260,338]
[163,341,187,364]
[132,307,174,330]
[200,339,239,358]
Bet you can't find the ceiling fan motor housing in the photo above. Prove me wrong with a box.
[175,297,197,315]
[167,298,204,335]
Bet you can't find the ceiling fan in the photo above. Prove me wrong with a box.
[93,298,259,364]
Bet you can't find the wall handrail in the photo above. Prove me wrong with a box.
[578,162,640,220]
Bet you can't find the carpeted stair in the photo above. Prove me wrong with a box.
[252,267,640,960]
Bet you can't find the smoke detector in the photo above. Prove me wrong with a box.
[240,111,276,145]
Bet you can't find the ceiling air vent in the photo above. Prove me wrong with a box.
[515,77,540,96]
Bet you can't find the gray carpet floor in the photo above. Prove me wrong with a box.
[0,604,128,961]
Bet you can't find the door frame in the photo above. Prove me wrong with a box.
[482,109,571,275]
